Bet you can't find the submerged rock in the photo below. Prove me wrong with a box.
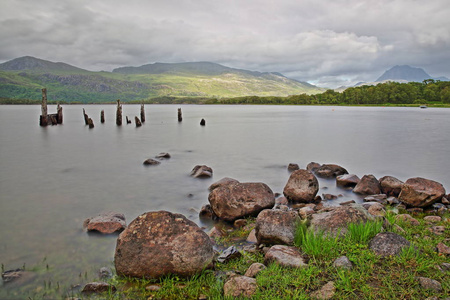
[190,165,213,178]
[84,212,126,234]
[82,282,116,294]
[336,174,360,188]
[143,158,161,166]
[114,211,214,279]
[315,164,348,178]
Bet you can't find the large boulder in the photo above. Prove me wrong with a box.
[353,175,381,195]
[255,209,300,246]
[379,176,404,197]
[84,212,126,234]
[208,177,239,191]
[208,182,275,221]
[114,211,214,279]
[283,169,319,203]
[369,232,411,257]
[310,204,374,236]
[315,164,348,178]
[398,177,446,207]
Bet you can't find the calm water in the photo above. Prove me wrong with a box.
[0,104,449,298]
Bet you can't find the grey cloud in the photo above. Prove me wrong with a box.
[1,0,449,88]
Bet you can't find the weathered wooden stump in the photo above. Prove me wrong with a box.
[126,116,131,124]
[140,104,145,123]
[39,88,48,126]
[116,99,122,126]
[135,116,142,127]
[200,118,206,126]
[100,110,105,123]
[57,103,63,124]
[178,108,182,122]
[83,108,89,125]
[88,118,94,128]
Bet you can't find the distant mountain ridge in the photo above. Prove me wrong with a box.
[376,65,448,82]
[0,56,323,102]
[0,56,87,73]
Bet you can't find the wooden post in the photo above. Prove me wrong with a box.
[100,110,105,123]
[135,116,142,127]
[126,116,131,124]
[140,104,145,123]
[178,108,182,122]
[83,108,89,125]
[116,99,122,126]
[88,118,94,128]
[200,118,206,126]
[40,88,48,126]
[57,103,63,124]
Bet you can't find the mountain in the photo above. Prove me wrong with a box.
[376,65,448,82]
[0,56,323,103]
[0,56,87,73]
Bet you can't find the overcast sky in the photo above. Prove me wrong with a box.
[1,0,449,87]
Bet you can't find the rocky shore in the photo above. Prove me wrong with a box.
[3,161,448,299]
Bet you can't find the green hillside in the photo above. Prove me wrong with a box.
[0,56,323,103]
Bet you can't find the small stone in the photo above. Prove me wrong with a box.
[322,193,338,200]
[424,216,442,223]
[440,262,450,271]
[275,196,289,205]
[264,245,307,268]
[155,152,171,159]
[428,226,445,235]
[367,202,386,217]
[190,165,213,178]
[436,242,450,255]
[223,276,257,298]
[82,282,116,294]
[288,163,300,172]
[246,229,257,243]
[244,263,266,278]
[369,232,411,257]
[407,208,424,214]
[143,158,161,165]
[393,224,406,233]
[299,206,315,219]
[217,246,242,263]
[146,285,161,291]
[310,281,336,300]
[339,200,356,206]
[417,277,442,292]
[333,256,353,270]
[395,214,420,226]
[234,219,247,228]
[98,267,112,279]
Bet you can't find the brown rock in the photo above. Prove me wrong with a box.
[246,229,257,243]
[353,175,381,195]
[395,214,420,226]
[336,174,360,188]
[310,281,336,300]
[436,242,450,255]
[283,169,319,203]
[223,276,257,298]
[82,282,116,294]
[322,193,338,200]
[255,209,300,246]
[275,196,289,205]
[84,212,126,234]
[428,226,445,235]
[288,163,300,172]
[367,202,386,217]
[310,204,374,236]
[208,182,275,221]
[244,263,266,278]
[143,158,161,165]
[264,245,307,268]
[379,176,404,197]
[424,216,442,223]
[417,277,442,292]
[199,204,217,220]
[306,162,321,173]
[399,177,446,207]
[114,211,214,279]
[315,164,348,178]
[208,177,239,191]
[190,165,213,178]
[299,206,315,219]
[369,232,411,257]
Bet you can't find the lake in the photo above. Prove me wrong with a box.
[0,104,448,298]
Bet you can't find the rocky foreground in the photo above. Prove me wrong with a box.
[70,162,450,298]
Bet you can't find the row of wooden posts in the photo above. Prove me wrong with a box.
[39,89,208,128]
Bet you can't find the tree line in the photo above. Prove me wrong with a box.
[1,80,449,105]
